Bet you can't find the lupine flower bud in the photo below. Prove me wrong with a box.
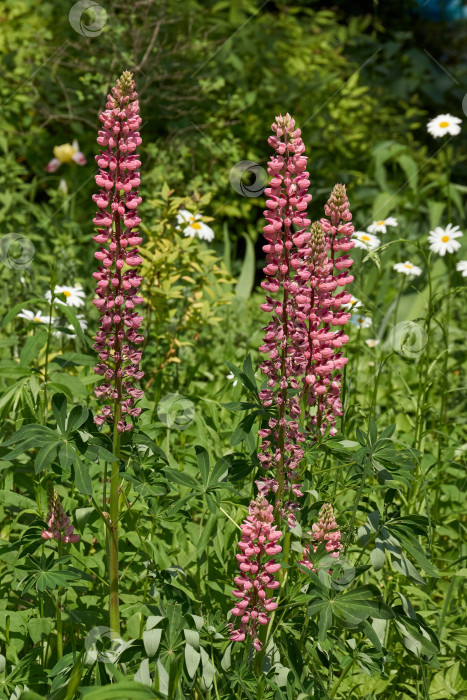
[41,481,80,544]
[227,495,282,651]
[298,502,342,571]
[92,71,144,432]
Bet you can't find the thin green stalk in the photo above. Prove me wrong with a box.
[56,539,63,660]
[43,288,55,425]
[329,658,355,699]
[109,416,121,636]
[437,574,457,638]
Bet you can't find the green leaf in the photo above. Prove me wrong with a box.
[185,642,201,679]
[0,490,36,510]
[52,393,68,434]
[318,603,332,642]
[28,617,55,643]
[164,468,199,491]
[235,233,255,301]
[59,442,77,470]
[195,445,210,488]
[59,305,90,346]
[19,328,48,367]
[67,404,89,434]
[73,454,92,496]
[34,441,60,473]
[143,628,163,657]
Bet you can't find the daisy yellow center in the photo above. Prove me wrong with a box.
[376,220,385,226]
[361,235,370,241]
[34,317,41,322]
[358,318,364,324]
[63,291,71,297]
[191,222,202,230]
[439,121,449,128]
[404,264,413,269]
[189,216,196,222]
[53,143,76,163]
[441,235,450,242]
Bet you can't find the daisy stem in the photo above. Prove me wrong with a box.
[445,146,452,222]
[43,285,55,425]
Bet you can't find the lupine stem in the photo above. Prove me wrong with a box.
[56,539,63,659]
[109,418,121,635]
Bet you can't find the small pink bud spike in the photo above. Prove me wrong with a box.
[227,494,282,651]
[41,482,80,545]
[298,503,342,571]
[92,71,144,433]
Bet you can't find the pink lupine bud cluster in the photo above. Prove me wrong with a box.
[228,495,282,651]
[41,482,80,544]
[298,502,342,571]
[92,71,144,433]
[299,189,355,436]
[257,113,313,507]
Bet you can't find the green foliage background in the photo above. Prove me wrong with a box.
[0,1,466,698]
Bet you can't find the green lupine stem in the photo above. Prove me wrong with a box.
[329,658,355,698]
[109,414,121,636]
[43,288,55,425]
[56,539,63,660]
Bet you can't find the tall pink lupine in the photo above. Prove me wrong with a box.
[258,114,312,514]
[91,70,144,635]
[299,188,355,437]
[228,495,282,651]
[92,70,144,434]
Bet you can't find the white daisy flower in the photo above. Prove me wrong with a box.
[46,284,86,308]
[227,371,238,387]
[351,315,372,329]
[352,231,381,250]
[393,261,422,276]
[428,224,463,256]
[367,217,398,234]
[176,209,201,227]
[176,209,215,242]
[17,309,52,324]
[456,260,467,277]
[365,339,380,348]
[426,114,462,138]
[342,295,362,312]
[184,221,215,242]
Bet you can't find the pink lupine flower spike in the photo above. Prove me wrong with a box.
[41,482,80,544]
[228,495,282,651]
[92,70,145,433]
